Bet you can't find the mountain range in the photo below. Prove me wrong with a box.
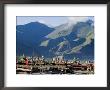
[16,19,94,60]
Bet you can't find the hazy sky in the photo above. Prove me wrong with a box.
[16,16,94,27]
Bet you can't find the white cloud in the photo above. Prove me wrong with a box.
[68,17,92,24]
[38,20,46,24]
[37,19,53,27]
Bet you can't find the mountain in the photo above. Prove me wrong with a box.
[16,22,54,56]
[16,20,94,60]
[45,23,74,39]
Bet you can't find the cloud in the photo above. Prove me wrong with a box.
[68,17,93,24]
[37,19,53,27]
[38,20,46,24]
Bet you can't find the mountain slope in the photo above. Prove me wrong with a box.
[16,20,94,60]
[16,22,54,56]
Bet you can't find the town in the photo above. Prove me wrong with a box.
[16,55,94,75]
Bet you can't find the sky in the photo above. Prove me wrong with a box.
[16,16,94,27]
